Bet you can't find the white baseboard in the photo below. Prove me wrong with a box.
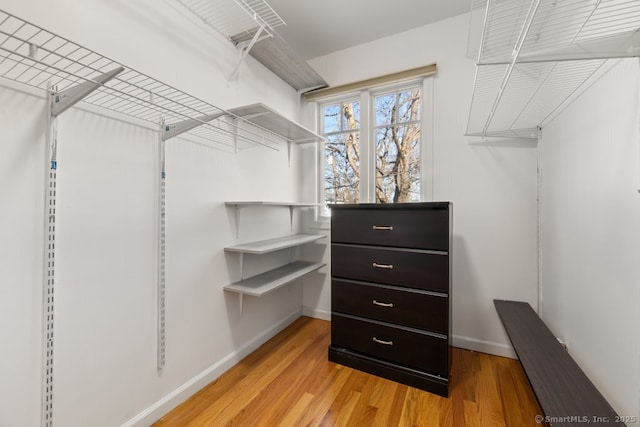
[122,308,302,427]
[302,306,331,321]
[452,334,516,359]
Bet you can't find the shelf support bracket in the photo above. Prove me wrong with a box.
[289,205,294,232]
[233,204,241,239]
[161,113,225,141]
[228,24,267,82]
[50,67,124,117]
[239,293,244,314]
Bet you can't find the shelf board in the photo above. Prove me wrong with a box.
[224,261,325,297]
[224,234,325,254]
[225,201,319,207]
[226,103,323,144]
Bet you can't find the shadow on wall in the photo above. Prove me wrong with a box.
[451,233,497,340]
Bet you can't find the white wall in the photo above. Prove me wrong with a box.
[300,13,539,357]
[0,1,311,426]
[539,58,640,422]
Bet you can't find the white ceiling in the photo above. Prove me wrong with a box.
[265,0,472,60]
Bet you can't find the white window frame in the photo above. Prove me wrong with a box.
[315,77,434,221]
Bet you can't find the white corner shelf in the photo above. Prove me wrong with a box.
[225,201,320,236]
[224,234,325,254]
[223,261,325,297]
[466,0,640,139]
[226,104,323,144]
[223,201,326,312]
[225,201,320,207]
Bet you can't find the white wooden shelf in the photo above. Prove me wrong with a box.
[466,0,640,139]
[225,201,319,207]
[224,261,325,312]
[224,261,325,296]
[225,201,319,236]
[224,234,325,254]
[227,104,323,144]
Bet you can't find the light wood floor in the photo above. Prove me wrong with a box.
[154,317,544,426]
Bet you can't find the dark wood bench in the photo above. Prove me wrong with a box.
[494,300,625,427]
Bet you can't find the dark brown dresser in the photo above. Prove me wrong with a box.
[328,202,452,397]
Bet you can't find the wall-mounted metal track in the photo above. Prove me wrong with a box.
[157,113,223,369]
[157,121,167,370]
[41,87,57,427]
[41,68,122,427]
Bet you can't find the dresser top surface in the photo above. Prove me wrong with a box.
[329,202,451,210]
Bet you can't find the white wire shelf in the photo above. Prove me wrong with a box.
[466,0,640,139]
[0,9,291,151]
[176,0,285,42]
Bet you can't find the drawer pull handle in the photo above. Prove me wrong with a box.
[373,300,393,308]
[372,225,393,231]
[372,262,393,270]
[373,337,393,346]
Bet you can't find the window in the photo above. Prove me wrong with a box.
[322,100,360,206]
[319,80,429,216]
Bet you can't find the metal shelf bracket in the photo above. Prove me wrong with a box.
[161,113,225,141]
[228,23,267,81]
[50,67,124,117]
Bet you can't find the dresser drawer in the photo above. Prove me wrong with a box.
[331,279,448,334]
[331,206,449,250]
[331,244,448,293]
[331,314,448,376]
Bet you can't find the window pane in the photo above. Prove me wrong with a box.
[397,89,421,122]
[323,104,340,134]
[375,122,420,203]
[375,93,395,126]
[374,88,421,203]
[323,127,360,207]
[342,102,360,131]
[322,101,360,210]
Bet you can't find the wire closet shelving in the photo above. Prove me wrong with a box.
[0,8,320,151]
[175,0,285,42]
[466,0,640,139]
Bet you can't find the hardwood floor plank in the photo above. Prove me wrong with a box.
[241,329,329,426]
[476,352,507,427]
[154,317,544,427]
[295,364,352,426]
[276,392,315,427]
[344,374,379,426]
[368,377,400,427]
